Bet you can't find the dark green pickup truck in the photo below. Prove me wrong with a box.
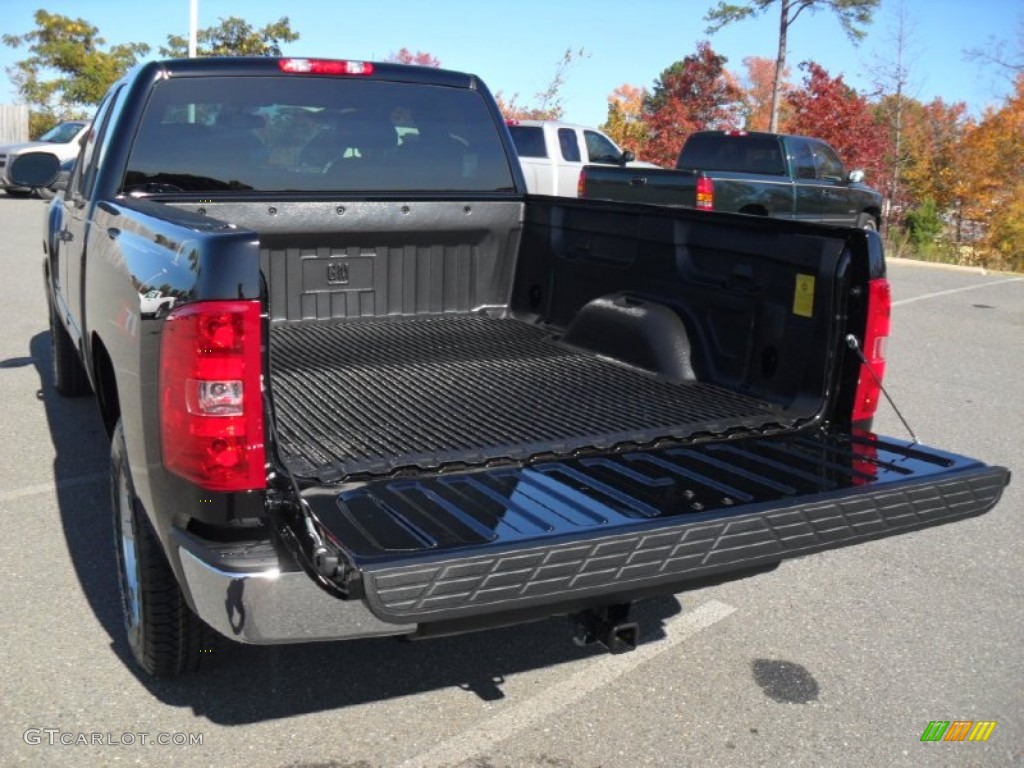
[580,130,883,230]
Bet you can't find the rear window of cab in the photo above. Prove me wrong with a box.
[123,76,517,195]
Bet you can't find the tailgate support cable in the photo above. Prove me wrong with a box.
[263,389,351,599]
[845,334,918,444]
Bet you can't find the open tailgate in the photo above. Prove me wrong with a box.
[302,429,1009,625]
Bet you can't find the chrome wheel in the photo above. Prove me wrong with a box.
[115,468,141,633]
[110,421,205,677]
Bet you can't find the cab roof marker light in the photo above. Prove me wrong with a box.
[278,59,374,75]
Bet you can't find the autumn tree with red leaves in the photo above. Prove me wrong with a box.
[705,0,879,132]
[642,42,742,167]
[785,61,888,185]
[741,56,791,130]
[387,48,441,67]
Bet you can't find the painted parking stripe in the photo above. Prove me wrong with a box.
[893,277,1022,307]
[0,472,106,504]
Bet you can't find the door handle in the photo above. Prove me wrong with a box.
[628,176,648,186]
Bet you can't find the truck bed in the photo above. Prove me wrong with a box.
[268,313,788,482]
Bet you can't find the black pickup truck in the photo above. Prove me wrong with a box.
[580,130,884,230]
[12,57,1007,678]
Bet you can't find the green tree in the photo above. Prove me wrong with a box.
[160,16,298,58]
[904,198,943,251]
[705,0,879,132]
[3,10,149,135]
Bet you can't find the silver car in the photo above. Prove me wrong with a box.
[0,120,90,199]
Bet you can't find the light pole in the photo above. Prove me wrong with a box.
[188,0,198,58]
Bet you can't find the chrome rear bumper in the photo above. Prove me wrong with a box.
[178,548,414,644]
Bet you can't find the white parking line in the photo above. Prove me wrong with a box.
[0,472,106,504]
[893,277,1023,307]
[401,599,737,768]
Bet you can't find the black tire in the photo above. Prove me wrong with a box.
[856,213,878,232]
[112,421,206,677]
[49,300,90,396]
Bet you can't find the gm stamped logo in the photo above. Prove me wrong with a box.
[920,720,997,742]
[326,262,350,285]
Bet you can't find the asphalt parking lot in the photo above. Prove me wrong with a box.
[1,195,1020,768]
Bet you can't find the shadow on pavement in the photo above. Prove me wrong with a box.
[30,330,684,725]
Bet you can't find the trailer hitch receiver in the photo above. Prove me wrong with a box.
[571,604,639,654]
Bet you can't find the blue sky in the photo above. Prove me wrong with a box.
[1,0,1018,127]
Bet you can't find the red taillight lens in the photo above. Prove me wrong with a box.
[577,168,587,198]
[696,176,714,210]
[278,59,374,75]
[852,278,891,422]
[160,301,266,491]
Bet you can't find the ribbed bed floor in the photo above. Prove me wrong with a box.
[268,314,783,481]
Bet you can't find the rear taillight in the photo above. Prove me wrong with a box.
[696,176,714,210]
[278,59,374,75]
[160,301,266,491]
[852,278,891,422]
[577,168,587,197]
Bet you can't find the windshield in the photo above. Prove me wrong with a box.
[123,76,517,195]
[39,121,87,144]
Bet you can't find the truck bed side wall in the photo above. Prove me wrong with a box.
[514,197,853,414]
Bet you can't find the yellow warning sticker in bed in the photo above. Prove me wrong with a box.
[793,273,815,318]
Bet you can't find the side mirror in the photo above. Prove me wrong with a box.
[620,150,636,165]
[52,158,76,191]
[848,169,865,184]
[9,151,61,188]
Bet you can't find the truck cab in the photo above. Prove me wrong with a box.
[507,120,658,196]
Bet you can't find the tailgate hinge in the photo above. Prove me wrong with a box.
[266,484,358,597]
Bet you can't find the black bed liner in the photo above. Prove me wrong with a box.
[268,313,792,482]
